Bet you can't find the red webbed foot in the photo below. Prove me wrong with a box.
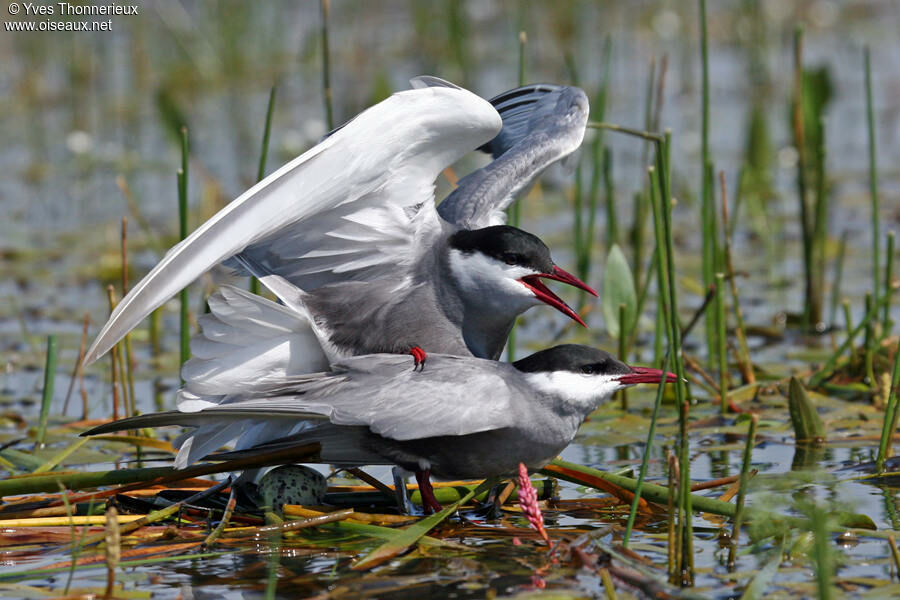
[409,346,427,372]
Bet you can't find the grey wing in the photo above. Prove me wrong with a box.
[437,84,590,229]
[214,354,521,441]
[86,354,523,443]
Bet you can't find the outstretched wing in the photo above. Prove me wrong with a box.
[438,83,589,229]
[84,80,501,365]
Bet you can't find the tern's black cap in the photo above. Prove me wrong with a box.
[512,344,631,376]
[448,225,554,273]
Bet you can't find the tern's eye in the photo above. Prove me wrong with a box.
[502,253,521,265]
[581,364,597,375]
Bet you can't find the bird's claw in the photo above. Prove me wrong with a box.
[409,346,427,372]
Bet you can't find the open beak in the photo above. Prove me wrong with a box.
[618,365,679,386]
[520,266,597,328]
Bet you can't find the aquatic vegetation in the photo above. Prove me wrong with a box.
[2,1,899,598]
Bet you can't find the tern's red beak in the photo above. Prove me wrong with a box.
[520,265,597,327]
[618,365,679,386]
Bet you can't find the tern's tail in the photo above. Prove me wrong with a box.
[169,283,334,468]
[180,283,330,400]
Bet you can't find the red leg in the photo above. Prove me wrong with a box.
[415,469,442,514]
[409,346,427,371]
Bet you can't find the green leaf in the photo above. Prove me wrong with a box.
[601,244,637,339]
[739,539,784,600]
[351,478,496,571]
[788,377,825,443]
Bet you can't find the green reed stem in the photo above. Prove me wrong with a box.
[149,309,160,359]
[176,127,190,377]
[715,273,728,413]
[888,535,900,580]
[581,140,601,287]
[120,218,136,418]
[719,171,754,383]
[0,443,322,497]
[699,0,719,371]
[250,85,278,296]
[647,181,670,373]
[545,459,735,517]
[811,506,834,600]
[702,160,719,367]
[884,232,895,336]
[587,121,663,142]
[889,393,900,464]
[177,170,189,379]
[180,126,188,224]
[320,0,334,130]
[699,0,710,180]
[678,399,693,585]
[123,336,135,418]
[36,335,57,448]
[619,303,628,410]
[812,116,828,330]
[623,350,672,548]
[666,452,678,579]
[105,283,129,421]
[792,27,813,331]
[114,340,130,420]
[648,166,671,349]
[728,413,758,569]
[642,58,656,167]
[865,293,876,385]
[842,300,853,343]
[573,162,584,280]
[829,230,848,326]
[651,130,692,584]
[654,292,665,366]
[865,47,880,304]
[105,286,121,420]
[876,339,900,473]
[257,86,277,182]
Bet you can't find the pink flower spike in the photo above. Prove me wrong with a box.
[517,463,551,545]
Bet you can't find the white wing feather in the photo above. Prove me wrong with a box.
[179,284,332,397]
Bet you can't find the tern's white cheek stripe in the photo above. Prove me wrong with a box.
[522,371,623,409]
[447,249,538,302]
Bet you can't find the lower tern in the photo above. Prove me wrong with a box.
[85,342,675,514]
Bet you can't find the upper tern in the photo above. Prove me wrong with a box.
[83,77,592,366]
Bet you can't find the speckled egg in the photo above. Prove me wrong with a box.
[257,465,327,511]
